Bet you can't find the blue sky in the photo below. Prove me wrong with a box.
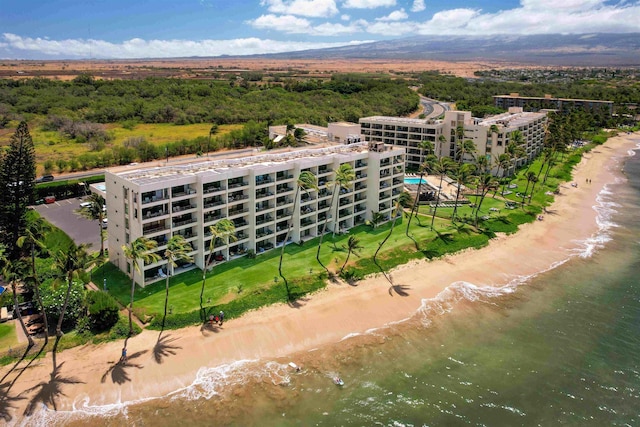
[1,0,639,59]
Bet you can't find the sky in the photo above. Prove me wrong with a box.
[1,0,639,59]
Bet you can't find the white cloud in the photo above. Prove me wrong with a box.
[341,14,351,20]
[410,0,425,13]
[250,14,314,33]
[260,0,339,18]
[376,8,408,21]
[367,20,416,36]
[342,0,396,9]
[0,33,371,59]
[411,1,640,35]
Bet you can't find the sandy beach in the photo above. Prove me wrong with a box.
[2,132,638,423]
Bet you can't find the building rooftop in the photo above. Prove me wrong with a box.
[478,111,546,129]
[494,94,613,104]
[360,116,441,125]
[114,142,378,186]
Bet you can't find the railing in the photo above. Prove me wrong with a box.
[203,199,225,209]
[228,208,248,216]
[203,185,224,194]
[143,224,167,234]
[276,173,293,181]
[276,186,293,194]
[142,195,169,205]
[172,204,196,213]
[173,218,196,227]
[142,210,167,220]
[228,181,248,189]
[228,194,249,202]
[256,191,274,199]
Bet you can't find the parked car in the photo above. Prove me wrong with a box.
[101,218,108,228]
[37,175,54,183]
[80,202,92,208]
[44,196,56,204]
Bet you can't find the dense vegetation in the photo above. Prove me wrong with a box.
[0,73,418,126]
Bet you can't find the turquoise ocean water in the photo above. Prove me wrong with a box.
[29,140,640,426]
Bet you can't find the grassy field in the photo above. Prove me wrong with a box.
[0,119,242,174]
[0,322,18,350]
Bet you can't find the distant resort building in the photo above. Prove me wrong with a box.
[493,93,613,115]
[105,142,404,286]
[360,108,548,172]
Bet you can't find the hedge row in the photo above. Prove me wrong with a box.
[34,174,105,200]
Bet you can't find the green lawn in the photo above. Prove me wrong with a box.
[0,322,18,350]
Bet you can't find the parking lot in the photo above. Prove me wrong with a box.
[33,197,105,253]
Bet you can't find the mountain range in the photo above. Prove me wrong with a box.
[259,33,640,66]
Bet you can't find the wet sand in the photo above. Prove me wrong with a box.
[1,132,638,423]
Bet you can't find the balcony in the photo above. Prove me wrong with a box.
[355,172,367,180]
[256,228,274,238]
[233,219,248,228]
[203,197,225,209]
[255,215,273,226]
[228,179,248,189]
[203,212,222,223]
[143,222,168,235]
[172,187,196,198]
[173,217,196,228]
[338,209,352,217]
[172,203,196,213]
[203,183,225,194]
[276,197,293,207]
[255,175,273,186]
[228,206,248,217]
[355,160,367,168]
[255,190,274,200]
[354,204,366,213]
[354,182,366,191]
[276,185,293,194]
[228,193,249,203]
[276,209,291,219]
[142,208,168,220]
[300,206,316,216]
[256,202,273,212]
[318,189,332,199]
[141,192,169,205]
[276,172,294,181]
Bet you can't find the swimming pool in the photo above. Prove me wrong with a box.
[404,177,427,185]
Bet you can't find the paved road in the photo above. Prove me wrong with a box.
[33,197,104,253]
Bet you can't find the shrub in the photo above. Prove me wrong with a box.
[108,316,140,340]
[87,290,120,332]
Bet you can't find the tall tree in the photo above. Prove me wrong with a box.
[0,246,34,348]
[451,163,476,222]
[373,199,403,266]
[0,121,36,259]
[473,173,499,226]
[522,171,537,208]
[405,160,427,237]
[122,237,160,336]
[316,163,354,273]
[200,219,236,318]
[77,193,107,258]
[163,235,193,322]
[340,236,363,274]
[17,216,52,345]
[427,156,455,230]
[52,243,91,338]
[279,171,317,300]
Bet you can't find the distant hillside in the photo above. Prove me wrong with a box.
[260,33,640,66]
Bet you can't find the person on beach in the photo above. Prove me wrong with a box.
[219,311,224,325]
[209,314,214,325]
[120,347,127,363]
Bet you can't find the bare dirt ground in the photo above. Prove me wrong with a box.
[0,58,530,80]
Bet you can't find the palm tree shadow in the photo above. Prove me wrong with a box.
[373,257,393,285]
[0,381,27,423]
[22,355,84,416]
[153,333,182,364]
[388,283,411,297]
[287,295,310,309]
[100,350,148,385]
[200,321,221,337]
[0,343,47,422]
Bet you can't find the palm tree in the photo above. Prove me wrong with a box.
[522,171,537,207]
[0,249,34,348]
[279,171,317,300]
[207,124,218,157]
[456,139,477,165]
[340,236,363,274]
[405,160,427,237]
[77,193,106,258]
[52,243,91,338]
[163,235,193,321]
[316,163,354,273]
[17,216,52,345]
[528,174,540,203]
[473,173,499,226]
[200,219,236,316]
[509,130,525,170]
[366,211,385,229]
[373,199,403,266]
[437,134,447,157]
[418,139,434,166]
[427,156,455,230]
[451,163,476,222]
[494,153,511,196]
[122,237,160,336]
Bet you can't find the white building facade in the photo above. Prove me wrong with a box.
[105,143,405,286]
[360,109,547,173]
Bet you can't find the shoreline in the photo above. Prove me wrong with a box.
[3,132,639,424]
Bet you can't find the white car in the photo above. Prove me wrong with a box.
[101,218,108,228]
[80,202,92,208]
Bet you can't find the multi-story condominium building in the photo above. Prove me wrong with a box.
[493,93,613,115]
[105,142,405,286]
[360,108,547,173]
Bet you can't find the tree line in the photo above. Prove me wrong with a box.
[0,74,419,128]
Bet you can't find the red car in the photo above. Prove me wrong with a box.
[44,196,56,204]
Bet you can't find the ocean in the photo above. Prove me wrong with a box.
[30,140,640,426]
